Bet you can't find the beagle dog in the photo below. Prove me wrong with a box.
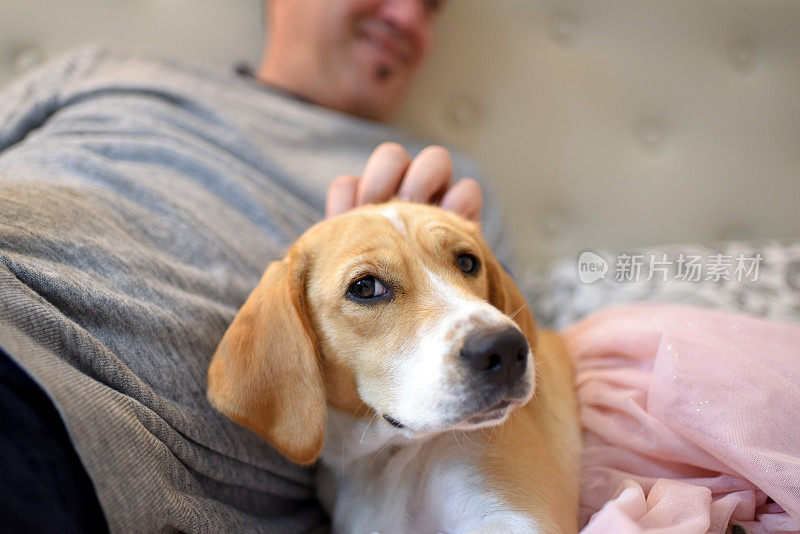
[208,201,580,533]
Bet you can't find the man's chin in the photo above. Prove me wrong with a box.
[349,47,412,102]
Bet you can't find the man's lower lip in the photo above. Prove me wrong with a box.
[359,35,403,65]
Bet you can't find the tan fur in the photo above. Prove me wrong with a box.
[480,330,581,533]
[207,200,580,529]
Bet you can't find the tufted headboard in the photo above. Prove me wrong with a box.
[2,0,799,265]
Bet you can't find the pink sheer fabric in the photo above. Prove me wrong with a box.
[563,304,800,533]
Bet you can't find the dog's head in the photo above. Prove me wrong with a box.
[208,201,536,464]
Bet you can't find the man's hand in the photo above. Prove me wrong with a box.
[325,143,483,220]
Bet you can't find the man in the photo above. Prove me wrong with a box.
[0,1,508,532]
[259,0,483,219]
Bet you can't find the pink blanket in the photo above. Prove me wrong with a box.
[563,304,800,534]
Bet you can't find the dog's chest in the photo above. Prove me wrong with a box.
[319,416,538,533]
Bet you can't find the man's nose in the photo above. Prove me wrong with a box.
[460,326,529,389]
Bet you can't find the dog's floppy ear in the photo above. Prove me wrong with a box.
[483,248,538,349]
[207,249,325,465]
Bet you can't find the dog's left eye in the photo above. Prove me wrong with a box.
[456,253,480,275]
[347,276,389,300]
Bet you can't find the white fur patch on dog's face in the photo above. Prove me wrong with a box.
[390,266,529,433]
[305,202,534,438]
[379,205,407,235]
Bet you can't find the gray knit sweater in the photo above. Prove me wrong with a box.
[0,43,510,533]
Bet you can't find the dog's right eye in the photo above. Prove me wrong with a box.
[347,276,389,301]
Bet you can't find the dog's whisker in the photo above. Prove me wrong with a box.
[369,438,396,467]
[360,411,378,445]
[509,294,536,320]
[478,432,492,454]
[533,352,560,368]
[451,429,464,451]
[461,429,481,449]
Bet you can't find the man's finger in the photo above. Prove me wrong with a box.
[326,174,360,218]
[440,178,483,221]
[357,142,411,206]
[397,145,453,204]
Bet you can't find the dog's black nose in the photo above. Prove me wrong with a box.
[460,326,529,387]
